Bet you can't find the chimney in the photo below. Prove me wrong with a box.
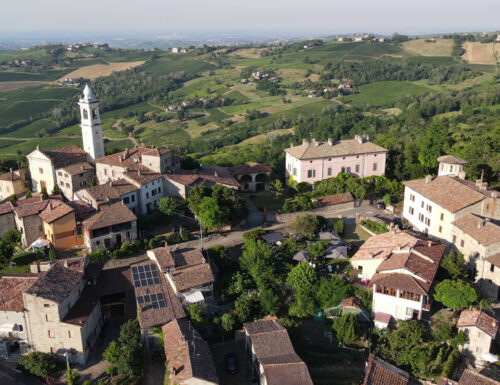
[214,171,218,177]
[458,170,466,180]
[363,134,370,142]
[427,240,433,247]
[327,138,333,146]
[290,142,294,148]
[475,179,482,188]
[302,139,309,147]
[481,182,488,191]
[425,175,432,184]
[311,138,317,145]
[355,135,362,144]
[477,219,486,230]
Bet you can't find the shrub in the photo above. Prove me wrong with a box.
[48,249,56,261]
[19,352,58,378]
[360,219,389,234]
[331,217,344,236]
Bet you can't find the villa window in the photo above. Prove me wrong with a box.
[327,167,332,176]
[293,168,297,176]
[439,226,442,233]
[453,235,456,243]
[83,109,88,119]
[357,265,363,273]
[131,195,135,202]
[373,163,377,171]
[491,264,495,273]
[46,314,52,322]
[307,170,316,178]
[341,167,346,173]
[68,330,75,338]
[355,164,360,173]
[460,240,464,247]
[440,213,444,220]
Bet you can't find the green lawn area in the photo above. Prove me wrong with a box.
[343,223,370,256]
[342,81,433,107]
[250,193,285,211]
[0,251,40,276]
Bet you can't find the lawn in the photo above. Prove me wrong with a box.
[250,193,285,211]
[0,251,40,276]
[343,223,370,256]
[342,81,433,107]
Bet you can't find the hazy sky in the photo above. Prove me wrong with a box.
[1,0,499,35]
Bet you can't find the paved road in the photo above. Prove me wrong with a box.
[0,361,40,385]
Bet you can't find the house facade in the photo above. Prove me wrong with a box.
[55,162,94,199]
[403,157,499,241]
[284,135,387,185]
[0,168,29,201]
[39,200,79,250]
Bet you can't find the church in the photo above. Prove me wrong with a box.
[27,84,104,195]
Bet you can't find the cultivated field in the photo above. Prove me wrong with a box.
[0,81,43,92]
[402,38,454,56]
[461,42,499,64]
[58,61,145,80]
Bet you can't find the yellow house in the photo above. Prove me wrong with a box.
[39,200,78,250]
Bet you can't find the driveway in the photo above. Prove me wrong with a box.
[0,361,40,385]
[210,339,252,385]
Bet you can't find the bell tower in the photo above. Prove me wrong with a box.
[78,84,104,160]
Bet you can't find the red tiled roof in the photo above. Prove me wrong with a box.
[162,319,219,384]
[457,310,499,338]
[285,139,387,160]
[39,200,74,224]
[0,169,21,181]
[148,247,205,271]
[452,214,500,247]
[363,354,409,385]
[68,200,96,217]
[13,197,49,218]
[374,312,392,324]
[41,145,87,168]
[229,162,272,176]
[0,275,38,312]
[94,146,169,169]
[0,202,15,215]
[25,264,83,303]
[169,263,214,292]
[376,252,439,284]
[437,377,458,385]
[317,192,354,207]
[82,202,137,230]
[57,162,94,176]
[457,370,500,385]
[340,297,362,309]
[437,155,467,165]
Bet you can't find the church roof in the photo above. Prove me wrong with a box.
[83,84,95,100]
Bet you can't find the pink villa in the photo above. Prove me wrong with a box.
[284,135,387,184]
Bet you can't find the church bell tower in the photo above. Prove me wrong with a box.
[78,84,104,160]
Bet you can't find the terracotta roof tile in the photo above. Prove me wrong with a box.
[458,369,500,385]
[371,272,430,295]
[229,162,272,176]
[39,200,74,224]
[340,297,362,309]
[363,354,409,385]
[25,264,83,303]
[486,253,500,268]
[148,247,205,271]
[457,310,499,338]
[162,318,219,384]
[452,214,500,247]
[437,155,468,165]
[437,377,458,385]
[169,263,214,292]
[68,200,96,218]
[41,145,87,168]
[82,202,136,230]
[376,252,439,284]
[317,192,354,206]
[0,169,21,181]
[0,202,15,215]
[123,169,163,185]
[94,146,169,169]
[285,139,387,160]
[0,275,38,312]
[403,176,488,213]
[57,162,94,176]
[14,199,49,218]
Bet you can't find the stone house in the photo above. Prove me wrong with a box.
[284,135,387,185]
[82,201,137,252]
[457,309,499,364]
[451,214,500,300]
[55,162,94,199]
[243,318,313,385]
[0,168,29,201]
[22,262,103,364]
[0,201,17,236]
[162,318,219,385]
[13,197,49,247]
[227,163,272,192]
[39,200,79,250]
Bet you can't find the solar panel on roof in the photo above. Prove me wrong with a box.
[135,292,166,308]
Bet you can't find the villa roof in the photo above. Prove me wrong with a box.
[82,202,136,230]
[370,272,431,295]
[13,198,49,218]
[148,247,205,271]
[285,139,387,160]
[452,214,500,247]
[162,318,219,384]
[457,310,499,338]
[363,354,410,385]
[229,162,272,176]
[25,264,83,303]
[403,176,489,213]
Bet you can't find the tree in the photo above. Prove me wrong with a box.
[307,241,327,264]
[270,179,284,200]
[226,271,251,297]
[260,288,280,315]
[288,295,315,318]
[19,352,58,378]
[434,279,478,309]
[219,313,235,332]
[315,277,353,310]
[9,194,17,203]
[286,262,317,298]
[116,319,144,378]
[49,249,56,261]
[40,187,48,199]
[0,240,15,267]
[25,190,32,198]
[291,214,319,239]
[158,197,178,217]
[51,183,61,195]
[177,109,185,121]
[240,239,276,290]
[186,303,204,326]
[234,294,252,322]
[333,313,358,345]
[383,194,391,207]
[66,361,80,385]
[440,251,467,280]
[198,196,229,230]
[418,122,448,170]
[2,229,20,244]
[103,341,120,366]
[331,217,344,236]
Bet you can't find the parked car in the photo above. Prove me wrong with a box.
[226,353,238,374]
[376,201,386,209]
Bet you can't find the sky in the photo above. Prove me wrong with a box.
[1,0,499,36]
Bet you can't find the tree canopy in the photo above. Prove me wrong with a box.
[433,279,478,309]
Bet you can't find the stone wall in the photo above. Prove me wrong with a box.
[275,200,355,223]
[0,212,16,235]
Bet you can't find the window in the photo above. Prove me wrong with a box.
[293,168,297,176]
[18,325,23,332]
[45,314,52,322]
[440,213,444,221]
[327,167,332,176]
[490,264,495,273]
[421,201,424,208]
[92,109,97,119]
[59,181,64,186]
[307,169,316,178]
[453,235,456,243]
[152,189,157,196]
[83,109,88,119]
[123,197,130,204]
[439,226,442,233]
[44,304,50,308]
[357,265,363,273]
[425,218,430,226]
[57,171,62,176]
[131,195,135,202]
[48,329,55,338]
[146,192,149,199]
[341,167,346,173]
[406,307,413,317]
[460,240,464,247]
[158,187,161,193]
[410,194,415,202]
[39,167,44,174]
[346,167,351,173]
[355,164,360,173]
[65,183,70,188]
[68,330,75,338]
[65,173,69,178]
[50,347,57,354]
[409,207,414,215]
[373,163,377,171]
